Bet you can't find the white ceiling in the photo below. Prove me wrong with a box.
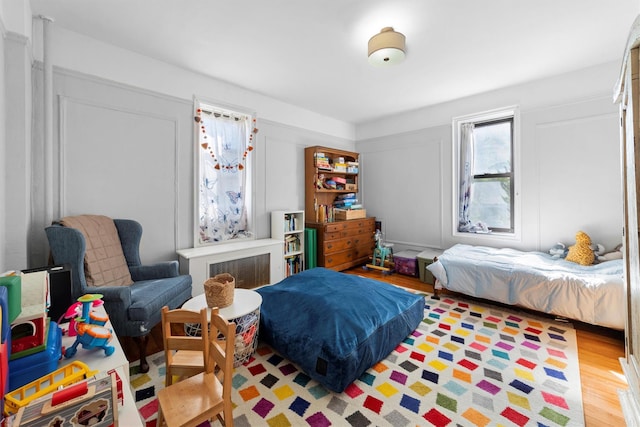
[28,0,639,125]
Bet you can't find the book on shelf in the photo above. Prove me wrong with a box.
[285,254,303,277]
[313,153,332,170]
[283,214,299,232]
[284,234,300,253]
[335,193,356,201]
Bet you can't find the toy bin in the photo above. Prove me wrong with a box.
[8,321,62,392]
[393,250,420,277]
[417,248,444,284]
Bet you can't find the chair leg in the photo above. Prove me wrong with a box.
[134,334,150,373]
[157,406,165,427]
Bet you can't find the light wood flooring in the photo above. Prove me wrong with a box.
[119,266,628,426]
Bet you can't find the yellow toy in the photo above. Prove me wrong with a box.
[4,361,97,415]
[565,231,595,266]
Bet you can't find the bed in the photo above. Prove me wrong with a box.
[255,267,424,392]
[427,244,625,330]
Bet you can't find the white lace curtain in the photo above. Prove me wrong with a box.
[198,108,251,244]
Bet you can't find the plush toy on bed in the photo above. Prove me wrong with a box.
[549,242,568,259]
[597,243,624,262]
[565,230,595,265]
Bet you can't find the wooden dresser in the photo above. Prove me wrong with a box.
[306,217,375,271]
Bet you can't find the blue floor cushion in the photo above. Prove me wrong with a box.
[256,267,424,392]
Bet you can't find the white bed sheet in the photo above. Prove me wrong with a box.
[427,244,625,330]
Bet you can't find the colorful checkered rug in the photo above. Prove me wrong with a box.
[130,293,585,426]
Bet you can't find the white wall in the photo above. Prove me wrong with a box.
[0,14,6,272]
[40,26,354,142]
[1,0,33,272]
[357,61,623,253]
[27,66,353,266]
[0,13,355,272]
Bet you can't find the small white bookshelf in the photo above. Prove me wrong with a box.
[271,210,305,277]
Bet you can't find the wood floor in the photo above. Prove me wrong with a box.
[119,266,628,426]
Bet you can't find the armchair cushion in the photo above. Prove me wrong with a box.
[58,215,133,287]
[128,276,194,322]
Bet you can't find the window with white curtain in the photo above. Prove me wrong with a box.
[453,107,519,237]
[194,99,256,245]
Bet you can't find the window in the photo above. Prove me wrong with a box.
[195,99,256,245]
[454,107,519,236]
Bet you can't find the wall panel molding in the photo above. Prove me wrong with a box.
[57,94,181,254]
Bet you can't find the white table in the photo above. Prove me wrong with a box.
[182,289,263,366]
[58,307,143,426]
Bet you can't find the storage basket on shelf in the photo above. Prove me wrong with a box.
[203,273,235,308]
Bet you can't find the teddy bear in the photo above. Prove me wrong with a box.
[565,231,595,266]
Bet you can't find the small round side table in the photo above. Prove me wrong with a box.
[182,288,262,366]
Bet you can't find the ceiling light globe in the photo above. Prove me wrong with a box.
[368,47,406,66]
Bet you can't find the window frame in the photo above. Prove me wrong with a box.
[452,106,521,241]
[193,97,256,247]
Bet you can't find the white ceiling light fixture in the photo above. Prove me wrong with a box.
[368,27,406,66]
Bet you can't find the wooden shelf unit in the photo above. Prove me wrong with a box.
[304,146,360,223]
[305,146,375,271]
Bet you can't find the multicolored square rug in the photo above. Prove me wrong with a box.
[130,293,585,426]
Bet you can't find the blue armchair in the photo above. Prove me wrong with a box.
[46,219,192,372]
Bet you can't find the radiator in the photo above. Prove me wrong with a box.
[177,239,284,296]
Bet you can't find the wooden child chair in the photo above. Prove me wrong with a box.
[157,308,236,427]
[161,306,209,387]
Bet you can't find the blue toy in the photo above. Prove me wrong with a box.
[64,294,115,358]
[363,230,395,274]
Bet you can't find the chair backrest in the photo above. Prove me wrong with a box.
[207,309,236,397]
[161,306,209,373]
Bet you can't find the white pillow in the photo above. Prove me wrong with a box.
[426,261,448,287]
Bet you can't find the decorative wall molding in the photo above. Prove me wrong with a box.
[57,94,181,251]
[32,61,193,107]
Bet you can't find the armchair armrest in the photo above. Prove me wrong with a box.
[129,261,179,281]
[93,285,132,306]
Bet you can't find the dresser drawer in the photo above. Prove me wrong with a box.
[324,237,354,254]
[324,250,355,268]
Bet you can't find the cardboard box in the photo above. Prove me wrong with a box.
[334,209,366,221]
[394,250,420,277]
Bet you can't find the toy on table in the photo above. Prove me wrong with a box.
[64,294,115,358]
[58,297,104,338]
[4,360,97,415]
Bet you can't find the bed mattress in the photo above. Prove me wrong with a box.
[256,268,424,392]
[428,244,625,329]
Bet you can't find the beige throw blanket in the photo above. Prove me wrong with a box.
[58,215,133,287]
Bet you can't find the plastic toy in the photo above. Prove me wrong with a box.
[363,230,395,274]
[59,297,104,337]
[64,294,115,358]
[4,360,97,415]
